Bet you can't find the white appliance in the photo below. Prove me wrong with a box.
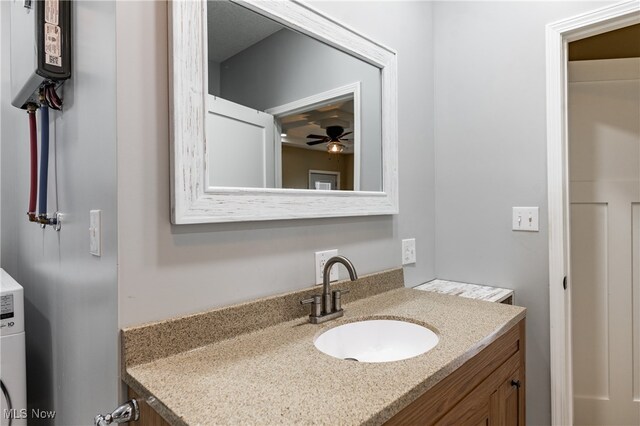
[1,269,27,426]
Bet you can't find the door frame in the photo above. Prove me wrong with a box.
[266,82,362,191]
[546,2,640,424]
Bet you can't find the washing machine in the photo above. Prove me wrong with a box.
[0,269,26,426]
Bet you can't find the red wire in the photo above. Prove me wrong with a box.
[28,110,37,215]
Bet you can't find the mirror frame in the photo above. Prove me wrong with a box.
[169,0,398,224]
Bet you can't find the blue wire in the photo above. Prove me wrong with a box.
[38,106,49,217]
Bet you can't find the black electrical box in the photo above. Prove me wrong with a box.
[37,0,72,80]
[11,0,72,109]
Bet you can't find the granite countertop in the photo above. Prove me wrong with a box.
[122,270,525,426]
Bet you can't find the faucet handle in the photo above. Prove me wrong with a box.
[301,294,322,318]
[332,289,350,312]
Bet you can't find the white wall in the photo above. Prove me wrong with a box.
[432,2,614,425]
[0,1,119,424]
[116,0,435,327]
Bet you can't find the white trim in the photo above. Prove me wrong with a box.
[265,82,361,117]
[273,122,283,189]
[266,82,362,191]
[546,2,640,425]
[170,0,398,224]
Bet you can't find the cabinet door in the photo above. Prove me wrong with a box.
[490,368,524,426]
[434,383,490,426]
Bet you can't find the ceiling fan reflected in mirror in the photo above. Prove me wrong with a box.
[306,125,352,153]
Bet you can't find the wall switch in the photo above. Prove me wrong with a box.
[402,238,416,265]
[512,207,539,232]
[315,249,338,284]
[89,210,101,256]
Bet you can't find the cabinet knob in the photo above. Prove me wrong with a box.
[511,379,521,388]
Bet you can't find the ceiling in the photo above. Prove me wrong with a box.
[280,100,355,153]
[207,1,284,63]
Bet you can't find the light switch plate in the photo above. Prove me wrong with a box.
[89,210,101,256]
[315,249,338,284]
[402,238,416,265]
[512,207,539,232]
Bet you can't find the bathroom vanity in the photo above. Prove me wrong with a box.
[386,320,524,425]
[121,268,525,425]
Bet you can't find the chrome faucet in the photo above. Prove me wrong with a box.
[300,255,358,324]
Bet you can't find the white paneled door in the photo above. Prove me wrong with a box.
[205,95,275,189]
[569,58,640,426]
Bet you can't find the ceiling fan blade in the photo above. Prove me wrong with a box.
[306,134,327,139]
[338,131,352,138]
[306,140,326,146]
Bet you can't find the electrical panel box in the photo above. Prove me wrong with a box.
[10,0,71,109]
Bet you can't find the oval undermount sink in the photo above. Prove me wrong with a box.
[314,319,439,363]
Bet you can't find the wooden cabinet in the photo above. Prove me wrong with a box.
[127,389,170,426]
[129,320,525,426]
[387,319,525,426]
[491,367,523,426]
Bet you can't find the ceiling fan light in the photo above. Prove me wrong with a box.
[327,141,344,153]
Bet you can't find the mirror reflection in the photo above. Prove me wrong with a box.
[206,0,383,191]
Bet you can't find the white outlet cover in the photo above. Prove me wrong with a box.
[402,238,416,265]
[315,249,338,284]
[512,207,539,232]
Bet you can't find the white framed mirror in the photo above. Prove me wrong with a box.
[170,0,398,224]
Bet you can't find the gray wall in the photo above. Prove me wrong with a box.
[432,2,613,425]
[219,28,383,191]
[0,1,119,424]
[208,60,221,96]
[219,28,381,113]
[116,0,435,327]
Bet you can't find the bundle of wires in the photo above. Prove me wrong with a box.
[43,84,62,110]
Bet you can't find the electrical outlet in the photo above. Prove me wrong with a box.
[315,249,338,284]
[402,238,416,265]
[512,207,539,232]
